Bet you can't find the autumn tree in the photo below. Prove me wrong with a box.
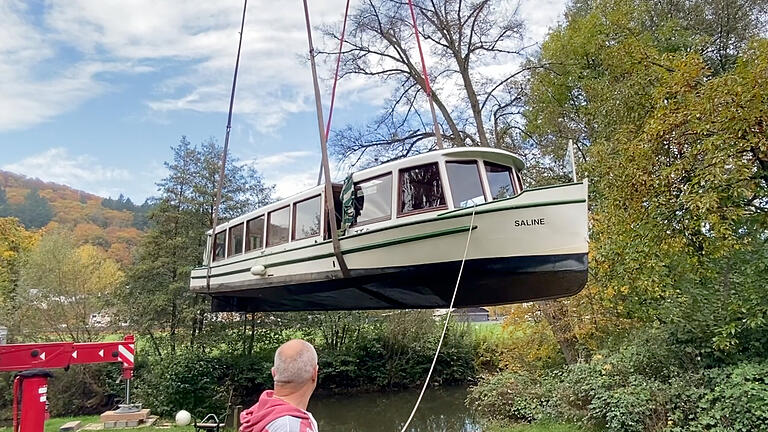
[11,231,124,342]
[323,0,530,163]
[121,136,274,356]
[0,218,38,328]
[524,0,768,360]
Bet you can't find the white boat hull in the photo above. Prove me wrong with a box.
[190,181,589,311]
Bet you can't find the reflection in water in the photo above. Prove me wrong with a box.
[309,386,480,432]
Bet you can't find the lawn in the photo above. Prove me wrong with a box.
[0,416,196,432]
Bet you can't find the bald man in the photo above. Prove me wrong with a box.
[240,339,320,432]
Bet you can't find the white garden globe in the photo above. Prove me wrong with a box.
[175,410,192,426]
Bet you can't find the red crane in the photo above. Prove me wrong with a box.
[0,335,136,432]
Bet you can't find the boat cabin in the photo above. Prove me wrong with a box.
[205,148,525,265]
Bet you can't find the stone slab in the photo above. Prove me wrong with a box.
[60,421,82,432]
[100,409,151,423]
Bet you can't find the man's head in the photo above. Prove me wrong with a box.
[271,339,318,393]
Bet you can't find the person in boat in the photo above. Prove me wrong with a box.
[240,339,320,432]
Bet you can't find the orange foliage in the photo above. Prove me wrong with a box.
[0,170,145,256]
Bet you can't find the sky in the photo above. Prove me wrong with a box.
[0,0,567,202]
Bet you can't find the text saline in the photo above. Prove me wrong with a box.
[514,218,545,227]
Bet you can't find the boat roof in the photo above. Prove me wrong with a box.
[207,147,524,234]
[351,147,524,181]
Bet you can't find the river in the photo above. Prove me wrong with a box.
[308,386,480,432]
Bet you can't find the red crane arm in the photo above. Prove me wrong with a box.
[0,335,134,378]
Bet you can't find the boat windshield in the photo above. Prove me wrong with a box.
[485,162,517,200]
[446,161,486,208]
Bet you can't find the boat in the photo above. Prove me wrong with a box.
[189,147,589,312]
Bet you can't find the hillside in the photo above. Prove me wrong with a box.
[0,170,148,266]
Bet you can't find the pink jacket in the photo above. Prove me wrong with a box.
[239,390,318,432]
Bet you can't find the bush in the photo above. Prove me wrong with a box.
[668,360,768,431]
[467,371,545,423]
[135,349,272,418]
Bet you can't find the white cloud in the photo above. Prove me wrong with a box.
[0,0,568,134]
[241,150,319,198]
[2,148,135,198]
[41,0,349,133]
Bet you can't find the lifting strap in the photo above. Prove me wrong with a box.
[302,0,350,278]
[406,0,444,149]
[206,0,248,291]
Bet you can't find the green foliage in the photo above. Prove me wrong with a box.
[667,361,768,431]
[119,136,274,356]
[136,349,243,418]
[6,188,55,229]
[467,371,545,423]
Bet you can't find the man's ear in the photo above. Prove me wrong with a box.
[271,367,276,378]
[313,365,318,382]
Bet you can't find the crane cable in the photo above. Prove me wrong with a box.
[399,205,477,432]
[317,0,352,186]
[406,0,444,149]
[206,0,248,291]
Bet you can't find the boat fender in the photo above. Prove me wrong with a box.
[250,265,267,276]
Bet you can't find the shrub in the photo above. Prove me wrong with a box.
[467,371,545,423]
[669,360,768,431]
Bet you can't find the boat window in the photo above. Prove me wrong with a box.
[353,174,392,225]
[485,162,517,200]
[446,161,486,208]
[245,215,265,252]
[293,195,321,240]
[213,230,226,261]
[267,206,290,247]
[399,162,446,215]
[227,223,244,256]
[514,170,525,191]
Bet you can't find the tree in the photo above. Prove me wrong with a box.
[0,187,9,217]
[12,231,124,342]
[121,136,274,357]
[524,0,768,360]
[322,0,530,163]
[0,218,38,325]
[14,188,54,229]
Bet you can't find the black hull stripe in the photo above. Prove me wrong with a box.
[208,253,589,312]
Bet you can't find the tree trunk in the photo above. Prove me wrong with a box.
[537,299,580,364]
[457,64,489,146]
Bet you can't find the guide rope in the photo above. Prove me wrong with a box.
[206,0,248,291]
[399,205,477,432]
[406,0,444,149]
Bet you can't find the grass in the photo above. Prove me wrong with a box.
[485,421,599,432]
[0,416,196,432]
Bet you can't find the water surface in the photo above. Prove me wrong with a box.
[309,386,480,432]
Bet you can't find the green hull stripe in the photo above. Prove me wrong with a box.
[437,197,586,218]
[191,225,476,280]
[193,183,585,271]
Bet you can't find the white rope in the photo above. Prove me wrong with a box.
[399,205,477,432]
